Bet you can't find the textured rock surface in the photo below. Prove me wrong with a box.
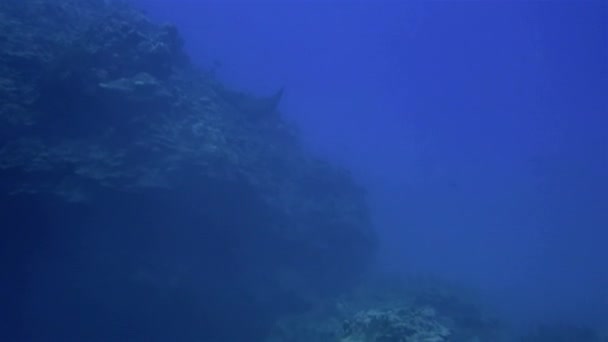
[0,1,376,341]
[265,275,506,342]
[341,307,450,342]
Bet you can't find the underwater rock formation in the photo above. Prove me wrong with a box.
[265,275,506,342]
[0,0,376,341]
[341,307,450,342]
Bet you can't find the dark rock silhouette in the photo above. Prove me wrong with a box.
[0,1,376,341]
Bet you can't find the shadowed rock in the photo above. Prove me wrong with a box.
[0,1,376,341]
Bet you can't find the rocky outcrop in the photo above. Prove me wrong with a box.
[265,275,505,342]
[0,1,376,341]
[341,307,450,342]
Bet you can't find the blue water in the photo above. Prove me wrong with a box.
[137,0,608,328]
[2,0,607,340]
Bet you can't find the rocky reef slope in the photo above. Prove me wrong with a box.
[0,1,376,341]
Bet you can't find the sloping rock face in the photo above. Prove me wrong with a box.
[0,1,377,341]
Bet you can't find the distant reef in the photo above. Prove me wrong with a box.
[0,1,376,341]
[266,275,506,342]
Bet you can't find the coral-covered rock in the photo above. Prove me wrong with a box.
[0,1,376,341]
[265,275,507,342]
[341,307,450,342]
